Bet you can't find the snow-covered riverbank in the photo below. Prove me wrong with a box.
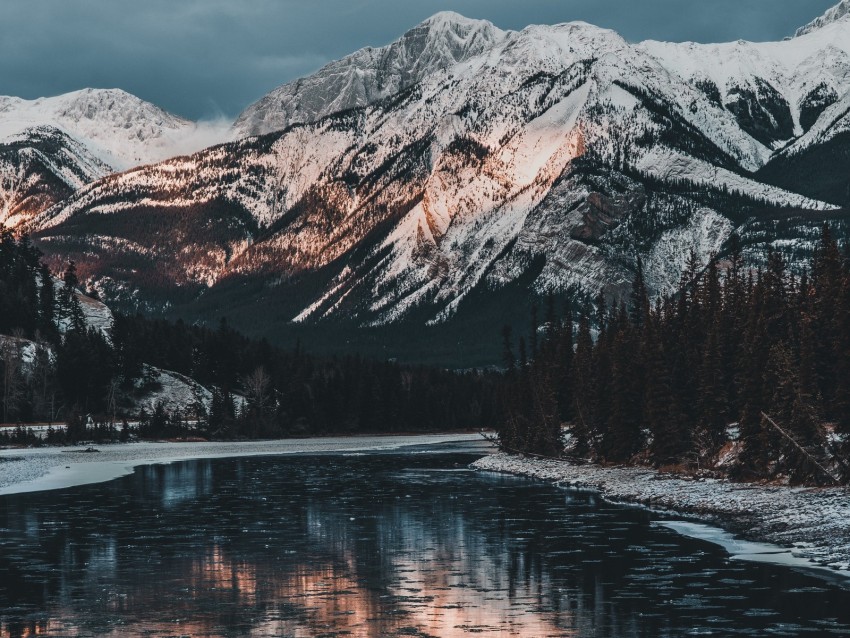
[0,434,486,496]
[473,454,850,575]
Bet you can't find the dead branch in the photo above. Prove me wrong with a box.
[760,412,841,486]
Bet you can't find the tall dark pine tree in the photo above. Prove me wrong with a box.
[629,257,649,329]
[57,261,86,333]
[602,304,643,463]
[643,309,685,466]
[737,271,770,478]
[570,312,594,457]
[38,265,57,340]
[696,312,727,453]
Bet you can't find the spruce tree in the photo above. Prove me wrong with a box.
[643,311,685,466]
[570,312,594,457]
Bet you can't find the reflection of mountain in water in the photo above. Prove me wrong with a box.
[0,454,849,637]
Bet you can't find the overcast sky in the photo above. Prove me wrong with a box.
[0,0,838,120]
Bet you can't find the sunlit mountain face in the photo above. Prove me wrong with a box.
[2,4,850,364]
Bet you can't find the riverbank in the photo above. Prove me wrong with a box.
[0,434,487,495]
[473,454,850,574]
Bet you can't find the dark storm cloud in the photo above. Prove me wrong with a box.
[0,0,839,120]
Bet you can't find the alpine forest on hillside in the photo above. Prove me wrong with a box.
[497,225,850,487]
[0,230,495,444]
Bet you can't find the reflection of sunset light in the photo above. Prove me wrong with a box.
[191,545,259,604]
[19,539,576,638]
[0,461,593,638]
[1,621,52,638]
[385,552,576,636]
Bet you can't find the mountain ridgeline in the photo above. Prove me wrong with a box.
[2,4,850,364]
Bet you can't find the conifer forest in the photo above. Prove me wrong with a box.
[0,230,495,444]
[496,226,850,486]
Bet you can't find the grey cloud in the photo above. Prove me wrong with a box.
[0,0,839,120]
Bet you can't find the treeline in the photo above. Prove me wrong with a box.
[0,229,494,441]
[497,226,850,485]
[0,232,56,340]
[109,314,496,438]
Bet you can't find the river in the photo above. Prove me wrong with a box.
[1,443,848,637]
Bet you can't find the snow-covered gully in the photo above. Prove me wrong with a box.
[473,454,850,579]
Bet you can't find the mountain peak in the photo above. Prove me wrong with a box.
[0,88,207,171]
[233,11,504,137]
[795,0,850,37]
[396,11,504,69]
[412,10,501,38]
[418,10,484,28]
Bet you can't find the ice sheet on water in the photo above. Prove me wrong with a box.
[658,520,850,581]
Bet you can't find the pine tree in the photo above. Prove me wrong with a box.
[570,312,594,457]
[57,261,86,333]
[643,310,685,466]
[529,303,539,361]
[501,326,515,372]
[629,257,649,328]
[603,306,643,463]
[696,313,728,453]
[38,265,57,340]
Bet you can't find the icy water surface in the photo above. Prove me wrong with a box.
[1,447,850,637]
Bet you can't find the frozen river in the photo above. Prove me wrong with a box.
[1,442,849,636]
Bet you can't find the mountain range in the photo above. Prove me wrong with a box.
[3,2,850,364]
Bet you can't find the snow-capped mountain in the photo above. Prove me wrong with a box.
[233,12,505,137]
[17,3,850,343]
[641,20,850,143]
[795,0,850,37]
[0,126,111,228]
[0,89,206,170]
[0,89,234,226]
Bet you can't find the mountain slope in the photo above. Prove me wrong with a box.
[756,88,850,207]
[0,126,111,228]
[0,89,234,226]
[640,16,850,144]
[19,5,850,363]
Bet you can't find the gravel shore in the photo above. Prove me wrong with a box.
[473,454,850,573]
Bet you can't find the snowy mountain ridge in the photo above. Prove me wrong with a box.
[1,2,848,344]
[235,5,850,155]
[233,12,505,137]
[795,0,850,37]
[0,126,112,228]
[26,6,850,333]
[0,88,232,226]
[0,89,208,171]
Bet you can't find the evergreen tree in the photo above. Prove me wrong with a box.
[629,257,649,328]
[57,261,86,333]
[493,224,850,485]
[643,311,685,465]
[570,312,594,457]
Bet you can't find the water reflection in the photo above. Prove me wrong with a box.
[0,454,849,637]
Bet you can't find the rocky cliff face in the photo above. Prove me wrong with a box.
[232,12,505,138]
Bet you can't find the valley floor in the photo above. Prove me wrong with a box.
[473,454,850,577]
[0,433,486,496]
